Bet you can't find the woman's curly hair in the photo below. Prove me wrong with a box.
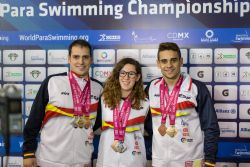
[102,58,146,110]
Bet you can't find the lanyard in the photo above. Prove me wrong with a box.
[160,76,183,125]
[113,98,131,141]
[69,71,91,116]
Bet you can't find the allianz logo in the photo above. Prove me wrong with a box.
[216,108,236,114]
[8,53,18,61]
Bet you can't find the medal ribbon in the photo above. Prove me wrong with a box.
[160,76,183,125]
[113,98,132,141]
[69,71,91,116]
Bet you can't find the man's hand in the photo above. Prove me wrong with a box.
[23,158,37,167]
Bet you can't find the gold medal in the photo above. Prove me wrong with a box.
[166,126,178,138]
[78,117,84,128]
[72,116,79,128]
[84,117,91,129]
[158,124,167,136]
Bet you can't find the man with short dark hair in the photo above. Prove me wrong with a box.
[23,39,103,167]
[145,42,220,167]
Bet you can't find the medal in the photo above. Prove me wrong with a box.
[116,141,127,153]
[158,124,167,136]
[111,140,119,152]
[166,126,178,138]
[84,117,91,129]
[111,140,127,153]
[71,116,79,128]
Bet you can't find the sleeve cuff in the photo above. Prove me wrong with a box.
[23,152,36,159]
[204,160,216,167]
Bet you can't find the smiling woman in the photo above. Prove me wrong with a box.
[93,57,149,167]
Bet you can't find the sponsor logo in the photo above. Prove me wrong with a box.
[215,48,238,64]
[232,31,250,43]
[214,67,238,82]
[179,94,191,100]
[166,32,189,41]
[181,138,193,143]
[239,122,250,138]
[201,30,218,43]
[48,50,68,64]
[217,53,236,60]
[197,71,204,78]
[189,49,212,64]
[246,52,250,59]
[61,91,69,95]
[93,49,115,64]
[240,85,250,100]
[222,89,229,96]
[91,95,99,101]
[233,145,250,157]
[132,31,156,42]
[8,53,18,61]
[30,70,41,79]
[219,122,237,137]
[214,85,237,101]
[99,34,121,42]
[216,108,236,114]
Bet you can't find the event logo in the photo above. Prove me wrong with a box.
[131,31,156,43]
[201,30,218,43]
[93,67,112,82]
[233,145,250,157]
[0,35,9,42]
[232,31,250,43]
[99,34,121,42]
[8,53,18,61]
[30,70,41,79]
[166,32,189,41]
